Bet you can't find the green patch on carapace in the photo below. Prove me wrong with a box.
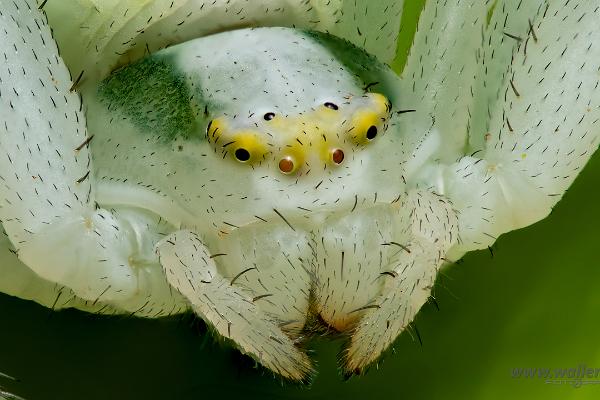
[98,55,201,143]
[302,31,397,100]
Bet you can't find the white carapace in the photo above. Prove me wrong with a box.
[0,0,599,381]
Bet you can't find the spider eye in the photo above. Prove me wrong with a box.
[263,112,276,121]
[346,93,390,145]
[222,130,267,164]
[234,148,251,162]
[366,126,378,140]
[279,157,295,174]
[331,148,345,165]
[324,102,339,110]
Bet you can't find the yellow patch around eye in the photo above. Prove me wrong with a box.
[278,140,306,173]
[370,93,391,114]
[350,111,381,145]
[229,131,267,163]
[346,93,390,145]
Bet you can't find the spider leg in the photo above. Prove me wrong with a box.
[398,0,488,169]
[398,0,545,177]
[41,0,404,86]
[0,0,185,313]
[211,222,313,337]
[470,0,548,151]
[438,1,600,257]
[157,230,313,382]
[341,190,458,374]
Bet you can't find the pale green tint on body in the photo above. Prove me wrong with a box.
[0,0,599,399]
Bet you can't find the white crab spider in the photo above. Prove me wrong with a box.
[0,0,599,381]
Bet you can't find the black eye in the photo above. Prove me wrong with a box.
[366,126,378,140]
[263,112,275,121]
[234,148,251,162]
[324,102,339,110]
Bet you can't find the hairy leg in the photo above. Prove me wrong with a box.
[439,1,600,257]
[210,222,313,336]
[157,230,313,381]
[341,190,458,374]
[0,2,186,313]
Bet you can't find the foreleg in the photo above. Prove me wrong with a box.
[157,230,313,381]
[341,190,458,374]
[439,2,600,257]
[0,2,185,313]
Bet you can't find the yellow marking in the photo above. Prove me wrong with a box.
[370,93,390,114]
[230,131,267,163]
[210,92,391,174]
[262,112,334,165]
[348,93,389,145]
[208,118,226,143]
[350,110,381,145]
[279,140,306,173]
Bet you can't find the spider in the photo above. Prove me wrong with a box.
[0,0,598,381]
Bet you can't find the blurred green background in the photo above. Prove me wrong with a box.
[2,1,600,399]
